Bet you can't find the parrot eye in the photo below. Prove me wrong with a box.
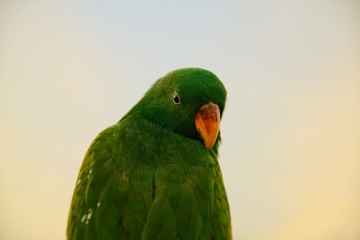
[172,92,181,105]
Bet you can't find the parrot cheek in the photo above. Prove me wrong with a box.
[195,102,220,150]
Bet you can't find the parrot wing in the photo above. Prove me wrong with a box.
[67,120,230,240]
[68,121,158,239]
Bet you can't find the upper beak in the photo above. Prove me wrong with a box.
[194,102,221,150]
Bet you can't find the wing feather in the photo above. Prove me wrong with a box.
[67,120,231,240]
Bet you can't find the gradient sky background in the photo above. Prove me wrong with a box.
[1,1,359,239]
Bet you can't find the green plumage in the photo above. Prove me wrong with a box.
[67,68,231,239]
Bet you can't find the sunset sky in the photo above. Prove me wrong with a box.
[1,1,359,239]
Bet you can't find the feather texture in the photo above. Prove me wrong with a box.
[67,68,231,239]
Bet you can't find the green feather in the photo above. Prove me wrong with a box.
[67,68,231,240]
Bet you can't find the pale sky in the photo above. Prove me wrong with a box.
[1,1,359,239]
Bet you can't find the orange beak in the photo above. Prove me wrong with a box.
[195,102,221,150]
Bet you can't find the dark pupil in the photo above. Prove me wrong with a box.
[173,95,180,104]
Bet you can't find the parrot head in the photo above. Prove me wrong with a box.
[128,68,227,150]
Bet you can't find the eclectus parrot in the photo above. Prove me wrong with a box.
[67,68,231,240]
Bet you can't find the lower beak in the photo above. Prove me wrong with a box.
[194,102,221,150]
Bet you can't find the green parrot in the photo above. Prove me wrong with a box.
[67,68,231,240]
